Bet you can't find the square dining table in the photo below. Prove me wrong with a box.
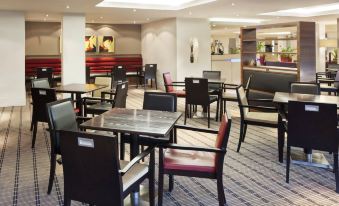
[80,108,182,159]
[54,83,107,115]
[273,92,339,165]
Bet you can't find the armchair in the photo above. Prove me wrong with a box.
[158,113,232,206]
[163,72,186,98]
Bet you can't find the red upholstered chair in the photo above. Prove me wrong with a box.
[163,72,185,98]
[158,113,232,206]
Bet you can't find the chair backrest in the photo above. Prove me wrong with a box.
[46,98,79,132]
[59,130,123,206]
[31,78,50,88]
[163,72,174,92]
[113,81,128,108]
[334,71,339,88]
[185,78,209,105]
[244,74,253,94]
[288,101,338,152]
[93,77,112,97]
[144,64,157,79]
[143,92,177,112]
[36,67,53,86]
[236,85,249,116]
[289,82,320,95]
[31,88,57,122]
[215,112,232,149]
[112,65,127,83]
[202,71,221,80]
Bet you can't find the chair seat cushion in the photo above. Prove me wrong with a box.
[87,102,112,112]
[164,148,216,173]
[245,112,278,125]
[222,90,237,100]
[170,90,186,97]
[120,160,148,192]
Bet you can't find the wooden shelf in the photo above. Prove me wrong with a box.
[242,38,297,42]
[242,51,297,55]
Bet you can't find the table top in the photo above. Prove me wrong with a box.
[273,92,339,106]
[54,83,107,94]
[80,108,182,137]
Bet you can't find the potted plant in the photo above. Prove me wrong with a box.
[280,46,294,62]
[331,49,337,63]
[257,41,266,65]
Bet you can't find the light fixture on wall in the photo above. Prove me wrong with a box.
[96,0,216,10]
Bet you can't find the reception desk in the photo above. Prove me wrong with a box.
[211,54,241,84]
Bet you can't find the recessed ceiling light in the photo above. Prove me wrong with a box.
[146,18,150,21]
[45,14,49,17]
[96,0,217,10]
[100,16,103,19]
[231,3,235,6]
[133,8,137,12]
[260,3,339,17]
[189,11,192,15]
[66,5,70,9]
[209,17,263,24]
[133,20,136,24]
[212,24,216,27]
[236,14,239,17]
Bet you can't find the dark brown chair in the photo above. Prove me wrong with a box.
[144,64,157,89]
[83,81,128,116]
[220,75,252,121]
[31,87,57,148]
[318,71,339,95]
[58,130,155,206]
[289,82,320,95]
[112,65,127,86]
[236,85,278,152]
[163,72,185,98]
[184,78,219,128]
[286,101,339,193]
[202,70,221,92]
[46,98,91,194]
[158,113,232,206]
[120,92,177,160]
[36,67,53,87]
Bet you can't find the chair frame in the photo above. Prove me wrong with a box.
[144,64,158,89]
[163,72,185,96]
[158,116,232,206]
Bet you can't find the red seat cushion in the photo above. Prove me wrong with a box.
[170,90,186,97]
[163,72,174,92]
[164,148,216,173]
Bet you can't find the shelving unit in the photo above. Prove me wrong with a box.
[241,21,316,94]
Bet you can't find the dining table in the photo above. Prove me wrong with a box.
[273,92,339,167]
[54,83,107,115]
[80,108,182,159]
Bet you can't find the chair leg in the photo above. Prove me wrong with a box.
[237,121,244,152]
[32,121,38,148]
[286,146,291,183]
[241,124,248,142]
[63,197,71,206]
[47,152,57,194]
[144,79,147,89]
[215,98,219,121]
[169,175,174,192]
[158,148,164,206]
[334,152,339,193]
[208,106,210,128]
[149,150,155,206]
[184,103,187,125]
[217,173,226,206]
[151,79,153,88]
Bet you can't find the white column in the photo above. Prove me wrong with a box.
[316,23,326,72]
[0,11,25,107]
[62,14,86,85]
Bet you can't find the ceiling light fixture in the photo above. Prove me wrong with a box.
[133,8,137,12]
[260,3,339,17]
[100,16,103,19]
[133,20,136,24]
[45,14,49,17]
[146,18,150,21]
[66,5,70,9]
[209,17,263,24]
[231,3,235,6]
[96,0,217,10]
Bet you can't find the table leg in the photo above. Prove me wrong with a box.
[277,105,285,163]
[75,93,82,116]
[130,133,140,202]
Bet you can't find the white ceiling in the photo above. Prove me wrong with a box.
[1,0,339,25]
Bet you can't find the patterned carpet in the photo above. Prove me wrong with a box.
[0,88,338,206]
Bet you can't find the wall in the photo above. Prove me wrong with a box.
[0,11,26,106]
[176,18,211,81]
[25,22,141,56]
[141,18,177,88]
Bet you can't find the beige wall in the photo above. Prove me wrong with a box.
[25,22,141,56]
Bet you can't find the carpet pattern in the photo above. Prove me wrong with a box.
[0,88,338,205]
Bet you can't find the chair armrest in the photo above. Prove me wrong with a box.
[162,143,225,153]
[241,104,277,111]
[83,97,115,103]
[101,89,116,95]
[119,146,154,175]
[174,124,219,134]
[248,98,273,103]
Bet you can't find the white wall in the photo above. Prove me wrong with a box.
[176,18,211,81]
[141,18,177,89]
[62,14,86,85]
[0,11,26,107]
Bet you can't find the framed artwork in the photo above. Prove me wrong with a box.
[85,36,97,52]
[98,36,115,53]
